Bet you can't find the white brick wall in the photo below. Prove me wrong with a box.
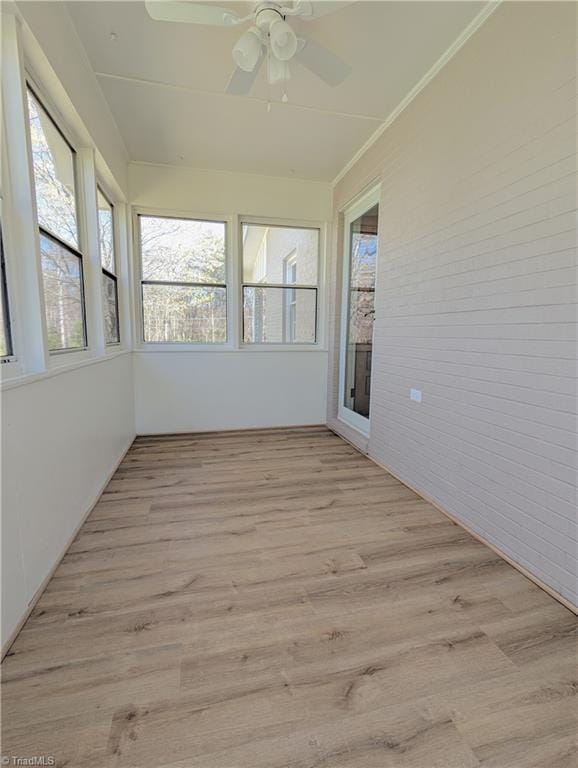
[327,2,577,606]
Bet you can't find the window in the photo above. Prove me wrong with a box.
[242,224,319,344]
[139,215,227,344]
[27,88,86,352]
[339,189,379,435]
[97,188,120,344]
[0,221,13,359]
[343,203,377,419]
[40,232,86,351]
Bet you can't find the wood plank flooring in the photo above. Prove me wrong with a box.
[2,426,576,767]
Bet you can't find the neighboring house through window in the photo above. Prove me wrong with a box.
[242,223,319,344]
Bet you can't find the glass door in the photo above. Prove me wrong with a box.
[339,188,379,435]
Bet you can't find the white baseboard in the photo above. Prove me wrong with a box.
[136,423,326,436]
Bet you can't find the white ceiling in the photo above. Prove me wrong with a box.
[66,1,486,181]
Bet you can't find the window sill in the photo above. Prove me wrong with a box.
[48,348,92,367]
[239,344,328,353]
[0,358,23,382]
[135,344,328,354]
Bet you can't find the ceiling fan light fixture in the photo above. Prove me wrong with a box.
[269,18,298,61]
[267,53,290,85]
[232,26,263,72]
[146,0,352,96]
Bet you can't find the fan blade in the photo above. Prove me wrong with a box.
[296,36,351,86]
[226,59,263,95]
[145,2,240,26]
[292,1,355,20]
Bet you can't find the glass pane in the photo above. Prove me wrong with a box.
[142,284,226,343]
[0,281,9,357]
[0,227,12,358]
[243,286,316,344]
[344,203,378,418]
[28,91,78,248]
[102,272,120,344]
[140,216,226,284]
[97,189,115,273]
[242,224,318,285]
[40,233,86,351]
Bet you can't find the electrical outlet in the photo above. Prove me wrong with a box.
[410,388,422,403]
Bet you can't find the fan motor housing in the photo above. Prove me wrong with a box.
[254,4,284,31]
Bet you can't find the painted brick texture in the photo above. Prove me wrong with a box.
[327,2,577,606]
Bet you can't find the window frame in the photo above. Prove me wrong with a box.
[240,219,321,347]
[0,181,18,367]
[27,85,81,251]
[97,185,121,346]
[136,210,229,348]
[0,218,14,362]
[133,209,326,353]
[26,84,88,356]
[337,184,380,438]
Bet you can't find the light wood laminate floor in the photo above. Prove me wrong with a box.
[2,427,576,767]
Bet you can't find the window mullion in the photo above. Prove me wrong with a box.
[229,213,241,350]
[112,202,131,348]
[242,282,317,290]
[77,148,105,355]
[141,280,226,289]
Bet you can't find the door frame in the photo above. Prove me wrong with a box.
[338,184,380,437]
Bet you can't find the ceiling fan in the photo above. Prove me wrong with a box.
[145,1,352,96]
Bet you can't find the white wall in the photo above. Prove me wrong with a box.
[134,351,326,433]
[1,354,135,648]
[328,2,577,607]
[129,163,332,221]
[130,163,332,433]
[1,6,135,649]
